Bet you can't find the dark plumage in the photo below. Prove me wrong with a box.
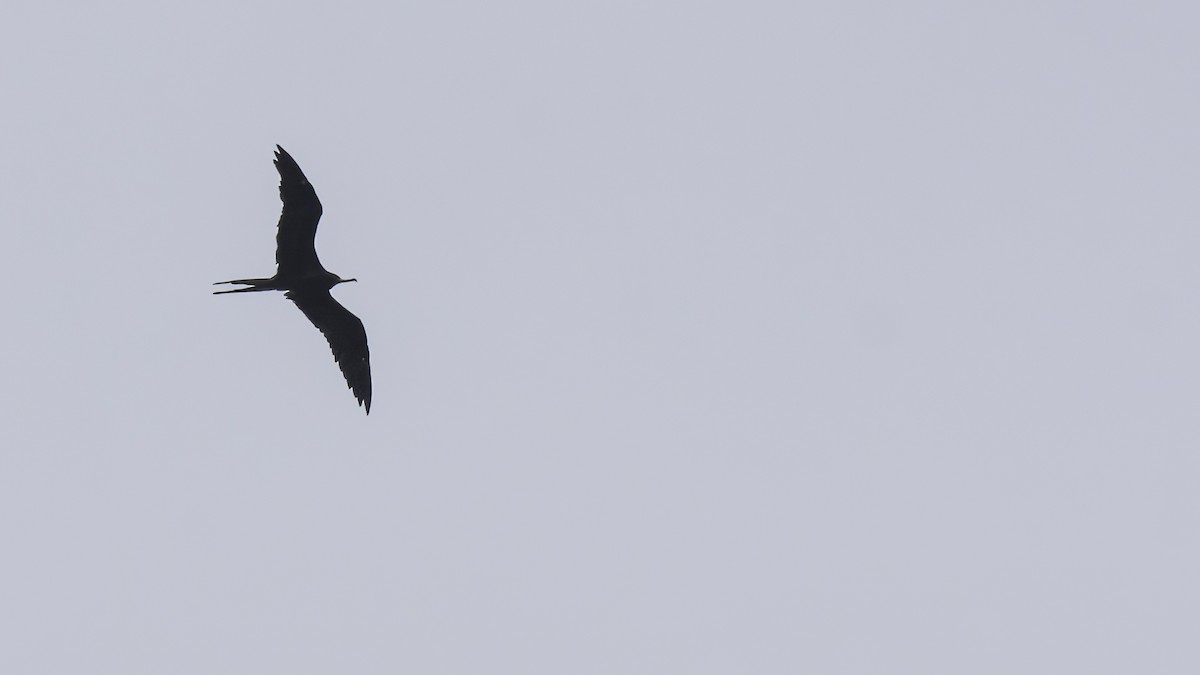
[214,145,371,414]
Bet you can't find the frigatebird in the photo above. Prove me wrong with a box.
[214,145,371,414]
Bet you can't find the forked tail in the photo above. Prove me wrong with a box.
[212,278,276,295]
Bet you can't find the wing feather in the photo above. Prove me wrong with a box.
[274,145,325,278]
[286,289,372,414]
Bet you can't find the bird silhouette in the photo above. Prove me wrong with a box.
[215,145,371,414]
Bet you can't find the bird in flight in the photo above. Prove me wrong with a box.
[214,145,371,414]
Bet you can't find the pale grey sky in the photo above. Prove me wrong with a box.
[2,1,1199,673]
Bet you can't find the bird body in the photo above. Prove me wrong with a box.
[215,146,372,414]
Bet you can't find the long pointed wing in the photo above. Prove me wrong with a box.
[274,145,325,278]
[286,289,372,414]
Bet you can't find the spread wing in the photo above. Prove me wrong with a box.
[274,145,325,278]
[286,289,372,414]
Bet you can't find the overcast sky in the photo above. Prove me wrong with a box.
[3,1,1199,673]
